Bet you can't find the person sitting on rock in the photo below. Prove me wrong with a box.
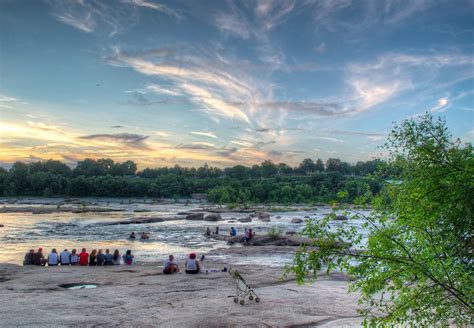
[70,249,79,265]
[140,232,149,240]
[96,249,105,266]
[89,249,97,266]
[79,248,89,266]
[163,254,180,274]
[60,249,71,266]
[33,248,46,266]
[230,227,237,237]
[48,248,59,266]
[248,229,254,239]
[123,250,134,265]
[23,249,35,265]
[104,249,113,265]
[112,249,121,265]
[185,253,201,274]
[129,232,136,239]
[214,227,219,235]
[205,228,211,236]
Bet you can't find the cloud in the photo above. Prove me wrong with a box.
[125,91,168,106]
[216,147,238,157]
[125,0,183,18]
[315,42,327,53]
[111,125,123,128]
[155,131,170,137]
[232,100,346,116]
[146,84,182,97]
[330,130,387,141]
[51,0,180,36]
[54,12,95,33]
[254,140,276,149]
[430,97,449,112]
[230,140,253,147]
[108,47,258,123]
[191,131,217,139]
[175,143,216,150]
[314,136,344,143]
[79,133,150,149]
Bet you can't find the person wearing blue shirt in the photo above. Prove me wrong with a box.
[230,227,237,236]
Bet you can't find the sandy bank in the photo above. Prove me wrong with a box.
[0,261,363,327]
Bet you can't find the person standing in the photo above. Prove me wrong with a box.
[48,249,59,266]
[79,248,89,266]
[60,249,71,266]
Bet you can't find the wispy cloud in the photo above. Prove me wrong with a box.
[314,136,344,143]
[51,0,181,36]
[190,131,217,139]
[79,133,151,149]
[54,12,95,33]
[430,97,449,112]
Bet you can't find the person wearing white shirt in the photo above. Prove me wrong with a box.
[48,249,59,266]
[163,255,180,274]
[60,249,71,265]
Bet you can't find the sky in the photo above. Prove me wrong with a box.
[0,0,473,169]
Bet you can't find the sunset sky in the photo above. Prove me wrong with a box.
[1,0,473,169]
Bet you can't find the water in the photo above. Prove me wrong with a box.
[0,198,370,267]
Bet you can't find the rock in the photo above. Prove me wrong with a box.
[334,215,348,221]
[275,216,281,219]
[304,216,310,218]
[291,218,303,224]
[258,213,270,219]
[285,231,296,235]
[185,213,205,220]
[0,224,4,227]
[203,213,222,221]
[238,216,252,223]
[249,213,257,218]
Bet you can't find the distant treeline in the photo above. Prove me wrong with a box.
[0,158,397,204]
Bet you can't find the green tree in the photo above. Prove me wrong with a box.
[284,113,473,326]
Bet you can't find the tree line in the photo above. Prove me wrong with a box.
[0,157,389,204]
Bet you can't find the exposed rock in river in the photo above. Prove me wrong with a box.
[291,218,303,224]
[238,216,252,223]
[185,213,205,220]
[334,215,348,221]
[204,213,222,221]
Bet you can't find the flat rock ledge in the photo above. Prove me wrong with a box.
[0,262,363,327]
[207,234,313,246]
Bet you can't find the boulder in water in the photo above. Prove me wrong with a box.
[185,213,205,220]
[258,213,270,219]
[291,218,303,224]
[204,213,222,221]
[238,216,252,223]
[334,215,348,221]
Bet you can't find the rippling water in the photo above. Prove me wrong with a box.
[0,198,369,266]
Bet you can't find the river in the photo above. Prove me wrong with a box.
[0,198,370,266]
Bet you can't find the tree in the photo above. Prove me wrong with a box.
[284,113,473,326]
[298,158,315,174]
[325,158,342,172]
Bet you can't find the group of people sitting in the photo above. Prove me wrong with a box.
[23,248,135,266]
[129,232,150,240]
[204,226,255,243]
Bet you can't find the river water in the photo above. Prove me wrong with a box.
[0,198,369,267]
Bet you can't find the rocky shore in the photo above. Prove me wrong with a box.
[0,261,363,327]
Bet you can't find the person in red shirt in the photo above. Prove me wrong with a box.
[79,248,89,266]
